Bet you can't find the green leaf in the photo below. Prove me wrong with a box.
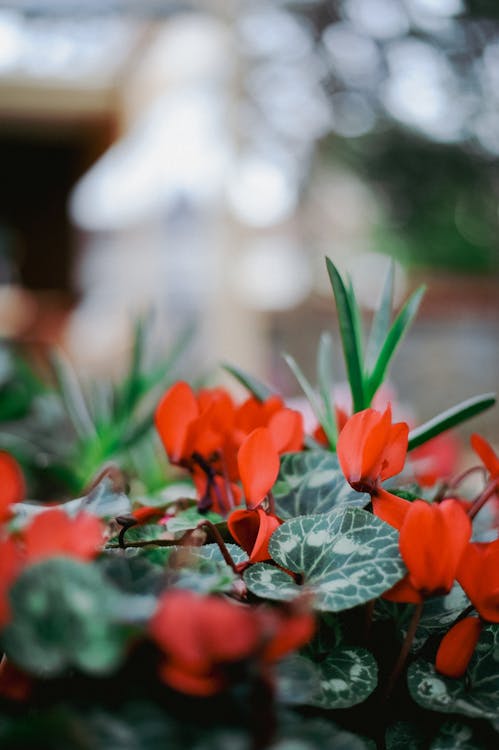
[366,285,425,403]
[306,646,378,709]
[245,508,406,612]
[276,654,322,705]
[283,353,324,429]
[243,564,304,602]
[385,721,427,750]
[408,393,496,451]
[417,584,469,636]
[99,554,166,596]
[191,542,248,566]
[165,507,225,535]
[50,350,96,440]
[108,524,169,547]
[316,332,337,447]
[2,558,128,677]
[429,721,490,750]
[274,452,369,519]
[222,363,274,402]
[408,623,499,721]
[325,258,365,412]
[275,712,376,750]
[365,261,394,372]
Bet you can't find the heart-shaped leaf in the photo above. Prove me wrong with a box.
[245,507,406,612]
[408,624,499,721]
[2,558,128,677]
[274,452,369,519]
[306,647,378,709]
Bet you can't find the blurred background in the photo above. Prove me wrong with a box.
[0,0,498,452]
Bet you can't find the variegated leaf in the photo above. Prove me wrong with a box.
[274,452,369,519]
[245,507,406,612]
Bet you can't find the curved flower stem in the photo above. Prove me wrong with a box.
[448,465,487,491]
[468,478,499,520]
[196,520,239,574]
[384,602,423,700]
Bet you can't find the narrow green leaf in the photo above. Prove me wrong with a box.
[222,363,274,402]
[283,353,324,427]
[365,261,394,372]
[366,285,425,403]
[346,276,365,364]
[325,258,365,412]
[50,351,96,440]
[408,393,496,451]
[316,332,337,447]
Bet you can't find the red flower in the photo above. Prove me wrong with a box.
[227,507,281,563]
[23,509,104,564]
[435,616,483,679]
[457,539,499,622]
[149,591,314,696]
[155,381,227,466]
[149,591,263,696]
[383,499,471,604]
[0,452,25,522]
[337,406,409,494]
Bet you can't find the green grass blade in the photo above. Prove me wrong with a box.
[316,332,337,447]
[115,317,147,419]
[346,275,364,364]
[408,393,496,451]
[283,352,324,429]
[325,257,365,412]
[222,363,274,402]
[50,351,96,440]
[366,284,426,403]
[365,261,394,372]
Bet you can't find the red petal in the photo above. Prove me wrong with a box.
[382,574,422,604]
[237,428,280,508]
[458,540,499,622]
[262,611,315,662]
[268,409,304,454]
[379,422,409,481]
[371,487,410,529]
[228,508,281,562]
[399,499,471,596]
[436,616,482,679]
[154,382,198,462]
[24,509,103,563]
[0,452,25,520]
[471,434,499,478]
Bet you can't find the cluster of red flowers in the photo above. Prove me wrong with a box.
[155,381,304,513]
[155,381,305,564]
[337,406,499,678]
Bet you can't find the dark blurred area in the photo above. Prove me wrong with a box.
[0,0,497,446]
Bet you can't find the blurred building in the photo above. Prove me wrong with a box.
[0,1,497,442]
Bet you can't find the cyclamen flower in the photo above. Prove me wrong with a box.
[154,381,303,515]
[149,590,314,696]
[384,498,471,603]
[337,406,410,527]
